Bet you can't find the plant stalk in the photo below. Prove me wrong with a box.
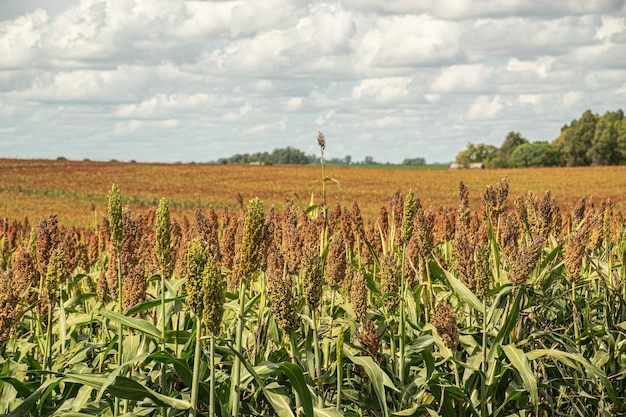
[190,318,202,417]
[229,278,247,417]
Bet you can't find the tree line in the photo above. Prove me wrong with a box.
[216,146,425,166]
[455,109,626,168]
[215,109,625,168]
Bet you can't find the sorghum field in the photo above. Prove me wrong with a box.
[1,158,626,227]
[1,157,626,416]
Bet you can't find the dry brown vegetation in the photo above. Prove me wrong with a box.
[1,158,625,227]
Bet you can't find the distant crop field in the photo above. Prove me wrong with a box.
[1,158,625,226]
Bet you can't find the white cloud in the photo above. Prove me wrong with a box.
[352,77,412,104]
[466,95,503,120]
[0,0,625,164]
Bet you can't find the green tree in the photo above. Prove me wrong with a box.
[455,143,498,167]
[499,131,528,164]
[402,157,426,165]
[555,110,597,166]
[508,142,561,167]
[618,116,626,163]
[588,110,623,165]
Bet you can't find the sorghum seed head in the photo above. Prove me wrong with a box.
[317,131,326,151]
[202,256,225,336]
[97,270,109,303]
[380,252,400,314]
[565,227,587,282]
[356,320,381,362]
[155,197,172,272]
[187,237,209,316]
[301,242,323,311]
[453,235,476,292]
[350,270,368,323]
[123,264,147,314]
[108,184,123,246]
[351,200,366,240]
[267,250,299,336]
[0,271,20,344]
[401,189,416,244]
[431,301,459,350]
[510,236,546,286]
[473,243,491,297]
[237,198,265,280]
[45,248,66,304]
[326,229,347,291]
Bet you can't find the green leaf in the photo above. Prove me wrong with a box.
[99,309,161,340]
[314,407,346,416]
[278,362,314,417]
[147,350,193,388]
[0,377,33,398]
[263,382,296,417]
[106,376,190,409]
[439,265,483,313]
[392,405,440,416]
[493,390,524,417]
[502,344,537,406]
[525,348,616,404]
[125,296,183,317]
[346,353,398,417]
[488,287,523,363]
[8,377,61,417]
[216,346,297,417]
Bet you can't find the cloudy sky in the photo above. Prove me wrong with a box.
[1,0,625,164]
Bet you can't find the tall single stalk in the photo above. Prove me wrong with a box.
[115,243,124,417]
[156,197,172,396]
[108,184,124,417]
[481,297,488,417]
[190,318,202,417]
[399,242,407,385]
[209,334,216,417]
[312,308,323,407]
[229,278,247,417]
[571,280,580,341]
[336,329,344,412]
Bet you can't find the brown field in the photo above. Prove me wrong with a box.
[1,158,626,227]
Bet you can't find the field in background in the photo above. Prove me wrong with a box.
[1,158,625,226]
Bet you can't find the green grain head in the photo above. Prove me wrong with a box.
[108,184,123,246]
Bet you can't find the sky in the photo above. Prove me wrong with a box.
[1,0,625,164]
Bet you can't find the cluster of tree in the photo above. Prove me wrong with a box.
[217,147,315,165]
[455,109,626,168]
[217,147,396,166]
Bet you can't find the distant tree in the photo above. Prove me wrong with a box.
[555,110,597,166]
[587,110,623,165]
[401,157,426,165]
[499,131,528,164]
[618,116,626,162]
[270,146,309,164]
[455,143,498,167]
[364,156,375,165]
[343,155,352,165]
[508,142,560,167]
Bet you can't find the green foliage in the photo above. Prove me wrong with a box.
[508,142,561,167]
[221,146,315,165]
[455,142,498,166]
[499,131,528,163]
[401,157,426,165]
[588,109,624,165]
[556,109,597,166]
